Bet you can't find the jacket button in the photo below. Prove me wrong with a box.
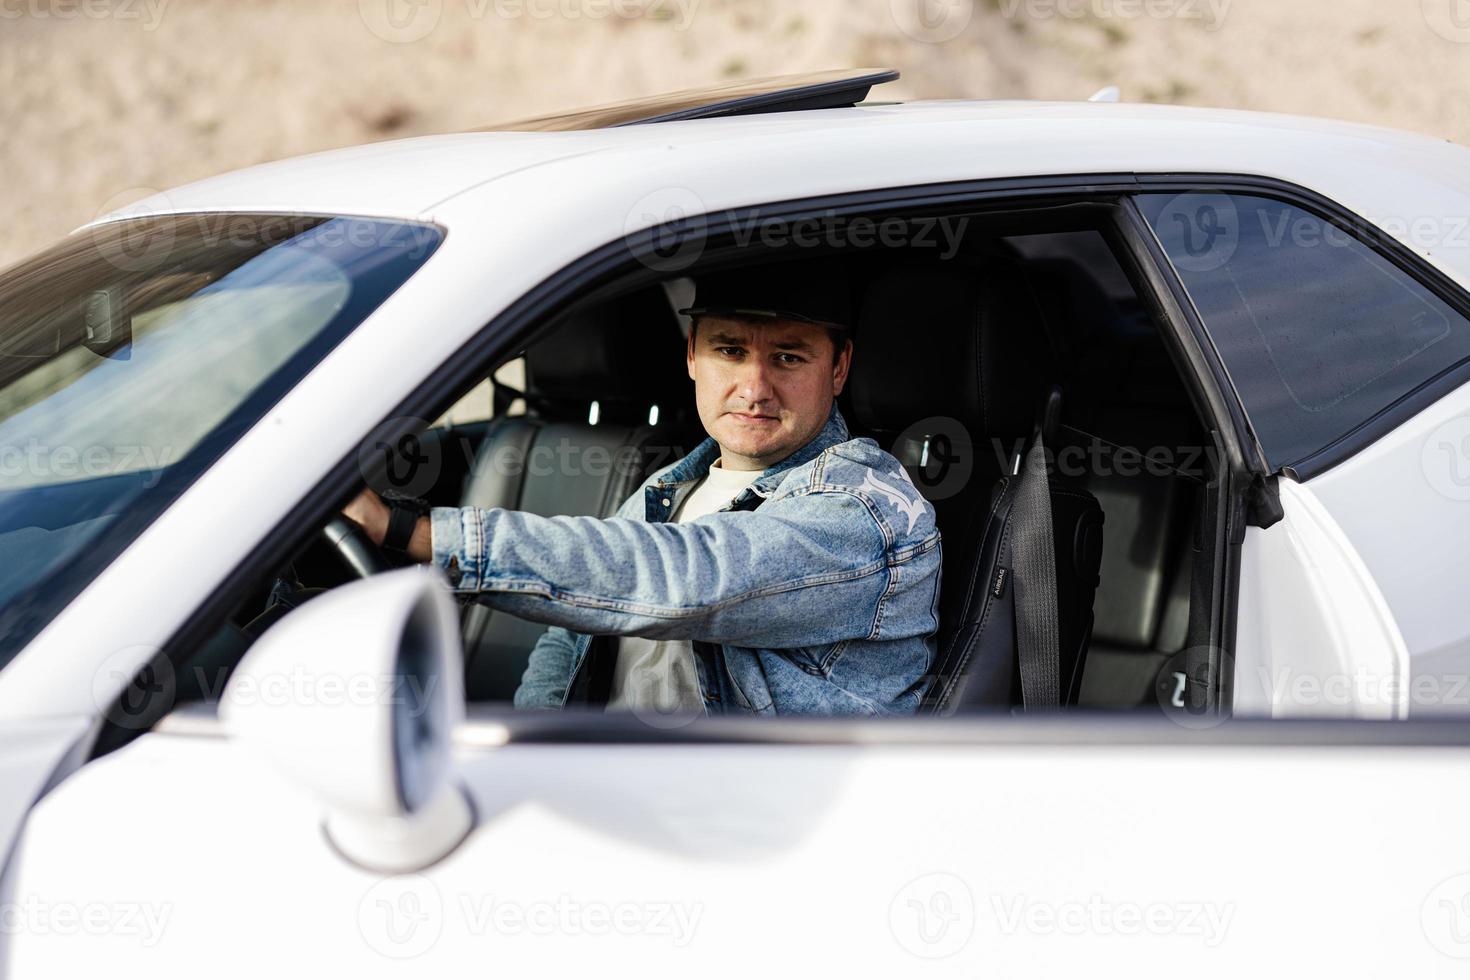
[661,498,671,507]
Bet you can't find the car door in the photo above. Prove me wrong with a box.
[1135,186,1470,719]
[10,616,1470,978]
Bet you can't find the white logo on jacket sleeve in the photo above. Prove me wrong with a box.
[861,469,927,533]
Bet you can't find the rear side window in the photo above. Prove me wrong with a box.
[1138,192,1470,469]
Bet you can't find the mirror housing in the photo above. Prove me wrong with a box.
[221,566,473,872]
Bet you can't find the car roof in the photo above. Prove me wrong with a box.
[87,99,1470,287]
[95,100,1469,221]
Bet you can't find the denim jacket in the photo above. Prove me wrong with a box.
[429,407,941,716]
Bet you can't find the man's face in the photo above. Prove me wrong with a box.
[686,315,852,471]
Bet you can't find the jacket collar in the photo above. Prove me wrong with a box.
[657,403,850,493]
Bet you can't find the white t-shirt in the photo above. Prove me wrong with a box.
[606,461,760,715]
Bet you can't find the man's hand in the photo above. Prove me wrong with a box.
[342,488,435,563]
[342,488,391,546]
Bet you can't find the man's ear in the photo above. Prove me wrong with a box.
[686,324,697,381]
[831,338,853,396]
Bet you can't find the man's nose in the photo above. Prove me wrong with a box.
[733,358,777,404]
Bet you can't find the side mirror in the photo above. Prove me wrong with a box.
[220,567,473,872]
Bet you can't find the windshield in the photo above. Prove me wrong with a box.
[0,214,442,667]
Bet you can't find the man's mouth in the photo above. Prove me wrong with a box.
[727,411,779,424]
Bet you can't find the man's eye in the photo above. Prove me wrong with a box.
[716,347,744,358]
[776,353,806,365]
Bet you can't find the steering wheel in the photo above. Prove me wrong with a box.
[321,515,393,578]
[242,517,389,638]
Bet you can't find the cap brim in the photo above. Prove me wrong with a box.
[679,306,849,330]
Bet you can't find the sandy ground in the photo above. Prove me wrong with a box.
[1,0,1467,268]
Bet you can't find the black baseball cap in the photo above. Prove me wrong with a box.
[680,257,853,331]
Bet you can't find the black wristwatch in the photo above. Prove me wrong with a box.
[379,492,430,565]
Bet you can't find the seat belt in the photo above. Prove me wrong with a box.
[1011,390,1062,710]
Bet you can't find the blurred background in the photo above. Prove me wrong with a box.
[1,0,1468,269]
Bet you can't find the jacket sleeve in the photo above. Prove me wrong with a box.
[429,490,930,648]
[512,626,579,709]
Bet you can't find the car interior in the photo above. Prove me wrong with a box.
[121,197,1228,746]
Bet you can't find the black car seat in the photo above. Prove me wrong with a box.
[458,288,701,701]
[847,261,1104,712]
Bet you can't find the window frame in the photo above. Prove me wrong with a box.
[136,177,1263,753]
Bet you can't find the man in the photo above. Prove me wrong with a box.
[345,258,940,716]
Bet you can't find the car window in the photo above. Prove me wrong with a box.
[0,214,442,668]
[1138,192,1470,469]
[431,359,526,427]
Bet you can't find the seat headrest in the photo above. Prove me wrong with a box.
[1022,257,1122,358]
[849,261,1058,441]
[524,288,689,421]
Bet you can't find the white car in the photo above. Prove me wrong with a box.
[4,70,1470,975]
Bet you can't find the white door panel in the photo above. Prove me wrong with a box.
[0,717,90,878]
[9,728,1470,978]
[1234,480,1409,719]
[1306,378,1470,716]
